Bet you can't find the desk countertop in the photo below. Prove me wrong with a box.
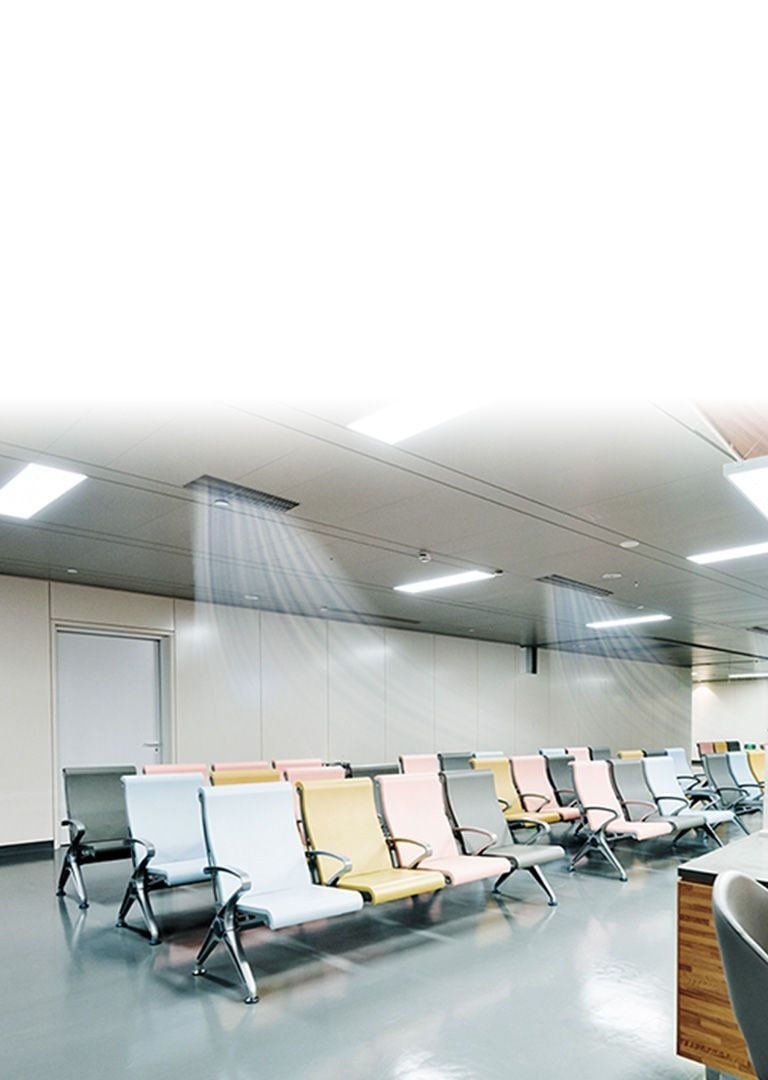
[678,830,768,885]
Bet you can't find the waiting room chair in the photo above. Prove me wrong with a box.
[543,754,577,808]
[470,757,563,827]
[664,747,704,793]
[376,773,511,889]
[272,758,323,772]
[642,754,741,839]
[748,749,765,785]
[298,778,445,903]
[473,750,505,758]
[210,768,281,785]
[702,753,762,816]
[441,769,564,905]
[569,760,674,881]
[143,763,209,779]
[726,740,741,752]
[210,761,271,771]
[438,751,475,771]
[193,782,363,1003]
[399,753,439,773]
[712,870,768,1080]
[509,754,581,823]
[117,773,212,944]
[565,746,590,761]
[697,741,715,757]
[348,762,400,778]
[714,740,729,753]
[538,747,566,757]
[609,758,712,845]
[727,750,765,794]
[590,747,612,761]
[57,764,137,908]
[283,764,347,839]
[616,749,645,759]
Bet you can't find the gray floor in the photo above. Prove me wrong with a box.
[2,820,760,1080]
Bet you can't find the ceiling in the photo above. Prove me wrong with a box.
[2,396,768,681]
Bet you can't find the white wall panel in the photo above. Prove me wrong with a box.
[477,641,517,753]
[0,577,52,844]
[385,629,434,756]
[174,599,261,761]
[261,612,328,759]
[515,649,553,753]
[51,582,174,630]
[328,622,387,762]
[693,682,768,752]
[435,637,478,752]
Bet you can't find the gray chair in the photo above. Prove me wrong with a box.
[609,758,714,845]
[712,870,768,1080]
[590,747,612,761]
[56,765,137,908]
[438,752,474,772]
[702,753,762,815]
[347,762,400,779]
[440,769,564,905]
[642,754,743,838]
[543,754,577,808]
[728,750,765,794]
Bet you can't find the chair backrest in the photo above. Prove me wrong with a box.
[282,765,346,784]
[642,754,687,815]
[726,740,741,752]
[616,749,645,760]
[199,782,310,904]
[565,746,590,761]
[377,773,459,863]
[703,753,744,807]
[122,774,208,865]
[712,870,768,1080]
[470,757,523,814]
[438,752,474,772]
[398,754,439,774]
[748,749,765,784]
[609,758,657,820]
[298,778,392,881]
[272,758,323,772]
[590,747,612,761]
[210,768,281,786]
[570,760,624,830]
[727,751,760,790]
[714,740,729,753]
[62,765,137,844]
[143,763,209,780]
[348,762,400,779]
[665,747,691,776]
[698,741,715,757]
[509,754,560,812]
[543,754,577,805]
[210,761,271,771]
[538,747,566,757]
[473,750,505,758]
[441,769,510,853]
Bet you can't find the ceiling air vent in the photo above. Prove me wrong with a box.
[750,626,768,635]
[535,574,613,598]
[325,609,421,626]
[185,475,299,513]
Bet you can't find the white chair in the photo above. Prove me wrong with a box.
[643,755,743,838]
[664,747,703,792]
[194,781,363,1003]
[727,750,765,795]
[117,773,212,944]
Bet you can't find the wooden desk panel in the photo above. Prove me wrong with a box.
[677,879,755,1079]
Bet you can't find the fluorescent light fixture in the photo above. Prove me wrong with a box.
[394,569,495,594]
[348,401,478,445]
[0,464,86,519]
[585,613,672,629]
[725,455,768,520]
[729,672,768,680]
[687,541,768,565]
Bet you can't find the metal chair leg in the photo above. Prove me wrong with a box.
[221,925,258,1004]
[526,864,558,906]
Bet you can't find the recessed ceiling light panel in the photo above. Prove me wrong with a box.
[348,401,478,445]
[585,613,672,629]
[724,455,768,520]
[687,541,768,565]
[0,464,86,519]
[394,569,495,594]
[729,672,768,680]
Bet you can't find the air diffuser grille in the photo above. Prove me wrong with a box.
[535,574,613,598]
[185,475,299,513]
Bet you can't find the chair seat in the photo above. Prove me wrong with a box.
[490,844,565,869]
[680,807,734,827]
[605,820,673,840]
[238,885,363,929]
[337,868,445,903]
[419,854,510,886]
[503,809,562,825]
[552,805,581,821]
[150,859,210,886]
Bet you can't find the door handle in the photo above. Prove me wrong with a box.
[142,742,161,748]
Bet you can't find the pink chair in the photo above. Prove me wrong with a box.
[565,746,591,761]
[211,761,271,772]
[272,758,323,772]
[569,760,674,881]
[143,763,209,782]
[398,754,439,774]
[376,773,510,887]
[510,755,581,822]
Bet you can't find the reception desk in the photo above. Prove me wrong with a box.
[677,832,768,1080]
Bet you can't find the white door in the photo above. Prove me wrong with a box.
[56,630,166,837]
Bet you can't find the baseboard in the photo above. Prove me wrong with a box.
[0,840,54,863]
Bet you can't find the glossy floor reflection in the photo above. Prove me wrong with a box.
[3,819,759,1080]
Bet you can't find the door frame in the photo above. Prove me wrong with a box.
[50,622,175,846]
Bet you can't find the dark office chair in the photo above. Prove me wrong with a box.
[712,870,768,1080]
[57,765,137,908]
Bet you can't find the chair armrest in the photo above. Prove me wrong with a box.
[507,818,551,842]
[518,791,549,812]
[497,797,511,811]
[203,864,253,909]
[622,799,658,821]
[125,836,156,875]
[306,848,353,887]
[654,795,690,815]
[453,825,497,855]
[580,805,620,834]
[386,836,434,869]
[61,818,86,846]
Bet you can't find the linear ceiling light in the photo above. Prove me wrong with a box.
[585,613,672,629]
[724,455,768,519]
[394,569,495,594]
[687,541,768,565]
[348,402,476,445]
[729,672,768,680]
[0,463,86,519]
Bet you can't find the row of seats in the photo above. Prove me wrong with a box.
[697,739,765,756]
[57,767,566,1003]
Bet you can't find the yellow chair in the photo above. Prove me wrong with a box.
[297,778,445,903]
[210,768,281,786]
[713,740,728,753]
[616,749,645,760]
[748,749,765,785]
[469,757,562,825]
